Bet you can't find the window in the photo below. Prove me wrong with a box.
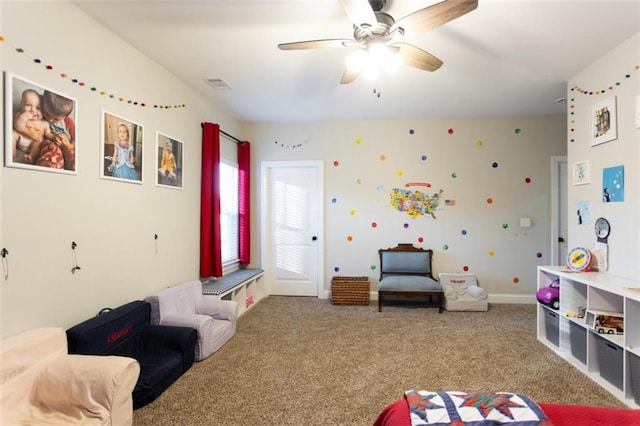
[220,161,239,265]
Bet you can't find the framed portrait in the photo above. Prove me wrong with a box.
[572,160,589,186]
[590,96,617,146]
[156,132,183,189]
[4,72,77,174]
[100,110,143,184]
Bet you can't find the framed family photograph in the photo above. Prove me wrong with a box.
[590,96,617,147]
[156,132,183,189]
[100,111,143,184]
[4,72,77,174]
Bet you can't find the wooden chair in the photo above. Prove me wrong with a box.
[378,243,443,312]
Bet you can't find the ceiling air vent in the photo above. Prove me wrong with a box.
[205,78,231,90]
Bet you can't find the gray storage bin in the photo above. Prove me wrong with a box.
[569,321,587,365]
[630,352,640,405]
[544,309,559,347]
[595,334,623,390]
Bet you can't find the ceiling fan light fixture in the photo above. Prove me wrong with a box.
[346,49,368,73]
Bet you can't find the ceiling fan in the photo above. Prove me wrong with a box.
[278,0,478,84]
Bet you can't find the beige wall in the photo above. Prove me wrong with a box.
[567,32,640,280]
[0,1,241,338]
[244,115,566,300]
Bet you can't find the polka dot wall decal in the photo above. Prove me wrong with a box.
[333,160,340,167]
[502,223,509,229]
[448,128,454,134]
[417,237,424,243]
[334,267,340,272]
[476,140,483,147]
[515,128,522,134]
[347,236,353,241]
[409,129,415,135]
[371,222,377,228]
[461,229,467,235]
[421,155,427,161]
[486,198,493,204]
[536,252,543,258]
[488,250,494,256]
[356,178,362,184]
[331,198,337,203]
[443,244,449,250]
[396,171,403,177]
[492,162,498,168]
[355,137,362,144]
[463,266,469,272]
[403,223,409,229]
[513,277,520,284]
[350,210,356,216]
[451,172,458,178]
[525,177,532,184]
[380,155,386,161]
[370,265,377,270]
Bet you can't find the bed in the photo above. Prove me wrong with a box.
[373,391,640,426]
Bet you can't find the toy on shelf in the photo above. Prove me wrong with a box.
[566,247,593,272]
[585,309,624,335]
[536,278,560,310]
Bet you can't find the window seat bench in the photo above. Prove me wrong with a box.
[201,268,264,316]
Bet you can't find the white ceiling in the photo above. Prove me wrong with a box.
[72,0,640,123]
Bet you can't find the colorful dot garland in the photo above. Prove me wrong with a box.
[1,34,186,110]
[570,65,639,95]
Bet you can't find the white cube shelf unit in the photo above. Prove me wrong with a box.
[203,269,265,317]
[537,266,640,408]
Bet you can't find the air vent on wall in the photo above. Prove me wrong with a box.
[205,78,231,90]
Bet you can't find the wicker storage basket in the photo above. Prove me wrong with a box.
[331,276,370,305]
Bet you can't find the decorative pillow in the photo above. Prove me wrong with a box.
[467,285,488,300]
[404,390,552,426]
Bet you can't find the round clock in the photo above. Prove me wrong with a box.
[594,217,610,240]
[566,247,592,272]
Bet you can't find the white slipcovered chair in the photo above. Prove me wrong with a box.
[1,327,140,425]
[438,272,489,311]
[145,280,239,361]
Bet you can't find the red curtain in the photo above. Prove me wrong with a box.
[238,142,251,264]
[200,122,222,278]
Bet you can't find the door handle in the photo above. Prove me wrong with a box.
[312,236,317,241]
[558,237,565,242]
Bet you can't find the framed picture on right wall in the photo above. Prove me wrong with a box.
[590,95,617,146]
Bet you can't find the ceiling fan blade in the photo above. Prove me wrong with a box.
[340,67,362,84]
[391,0,478,38]
[278,39,353,50]
[340,0,376,28]
[393,43,443,72]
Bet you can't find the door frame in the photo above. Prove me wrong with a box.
[260,160,324,298]
[550,156,567,266]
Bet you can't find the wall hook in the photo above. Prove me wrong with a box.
[71,241,77,250]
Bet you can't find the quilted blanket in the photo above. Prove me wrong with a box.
[405,390,552,426]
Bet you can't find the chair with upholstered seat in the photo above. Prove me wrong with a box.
[378,243,443,312]
[145,280,239,361]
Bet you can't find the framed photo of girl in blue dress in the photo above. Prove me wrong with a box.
[100,111,143,184]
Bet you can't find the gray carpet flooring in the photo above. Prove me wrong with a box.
[133,296,624,425]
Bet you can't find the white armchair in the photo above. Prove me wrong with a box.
[438,273,489,311]
[145,280,239,361]
[1,327,140,425]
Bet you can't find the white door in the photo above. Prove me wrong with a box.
[261,161,323,296]
[551,156,568,265]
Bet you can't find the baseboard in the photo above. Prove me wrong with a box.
[321,291,536,305]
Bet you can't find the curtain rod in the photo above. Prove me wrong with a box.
[200,122,242,144]
[220,129,242,144]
